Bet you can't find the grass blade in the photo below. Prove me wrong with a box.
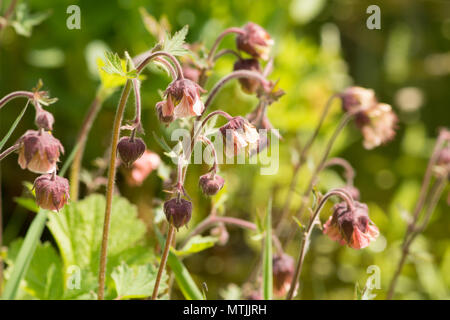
[1,210,48,300]
[0,101,29,151]
[155,228,203,300]
[262,198,273,300]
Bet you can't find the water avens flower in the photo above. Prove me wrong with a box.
[357,103,398,150]
[340,86,377,114]
[233,58,262,94]
[323,201,379,249]
[163,78,205,119]
[33,173,70,212]
[236,22,274,60]
[125,150,161,186]
[35,109,55,131]
[199,173,225,196]
[163,198,192,230]
[117,136,146,167]
[273,253,295,297]
[220,116,259,157]
[17,130,64,174]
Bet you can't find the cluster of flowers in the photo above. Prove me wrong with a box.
[116,22,277,230]
[15,90,69,212]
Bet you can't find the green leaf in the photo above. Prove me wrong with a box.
[6,239,64,300]
[14,196,39,213]
[112,262,167,300]
[2,210,48,300]
[262,199,273,300]
[0,101,29,151]
[11,3,51,37]
[162,25,189,56]
[155,228,203,300]
[47,194,147,275]
[173,235,218,257]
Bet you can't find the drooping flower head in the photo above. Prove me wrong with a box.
[157,78,206,124]
[17,130,64,174]
[35,109,55,131]
[233,58,262,94]
[323,201,379,249]
[219,116,260,157]
[340,86,377,114]
[125,150,161,186]
[33,174,70,212]
[273,253,295,297]
[357,103,398,150]
[117,136,146,167]
[199,173,225,196]
[236,22,274,60]
[163,198,192,230]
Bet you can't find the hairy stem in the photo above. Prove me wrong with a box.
[324,157,356,185]
[0,91,34,110]
[69,93,104,200]
[152,224,175,300]
[97,80,132,300]
[276,94,338,233]
[387,176,447,299]
[213,49,242,62]
[283,112,353,244]
[0,143,19,162]
[286,189,354,300]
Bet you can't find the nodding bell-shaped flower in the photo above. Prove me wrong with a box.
[117,136,146,167]
[17,130,64,174]
[125,150,161,186]
[236,22,274,61]
[161,78,206,121]
[273,253,295,297]
[219,116,260,157]
[156,100,175,125]
[35,109,55,131]
[233,58,262,94]
[323,201,379,250]
[357,103,398,150]
[163,198,192,230]
[340,86,377,114]
[199,173,225,196]
[33,173,70,212]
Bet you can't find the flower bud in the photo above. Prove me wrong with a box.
[33,174,70,212]
[17,130,64,174]
[436,147,450,178]
[236,22,274,60]
[164,79,205,119]
[156,100,174,125]
[210,223,229,246]
[273,253,295,297]
[233,58,262,94]
[163,198,192,229]
[117,136,146,167]
[323,201,379,249]
[199,173,225,196]
[35,109,55,131]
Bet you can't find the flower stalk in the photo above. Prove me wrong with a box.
[151,224,175,300]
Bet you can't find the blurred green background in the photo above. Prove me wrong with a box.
[1,0,449,299]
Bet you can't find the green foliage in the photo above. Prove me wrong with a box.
[162,25,189,56]
[10,3,51,37]
[0,102,29,151]
[262,199,273,300]
[173,235,218,258]
[112,262,167,300]
[47,194,148,275]
[101,51,137,80]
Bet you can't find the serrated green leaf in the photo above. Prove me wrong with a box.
[6,239,64,300]
[11,3,51,37]
[112,262,166,300]
[47,194,147,275]
[162,25,189,56]
[173,235,218,257]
